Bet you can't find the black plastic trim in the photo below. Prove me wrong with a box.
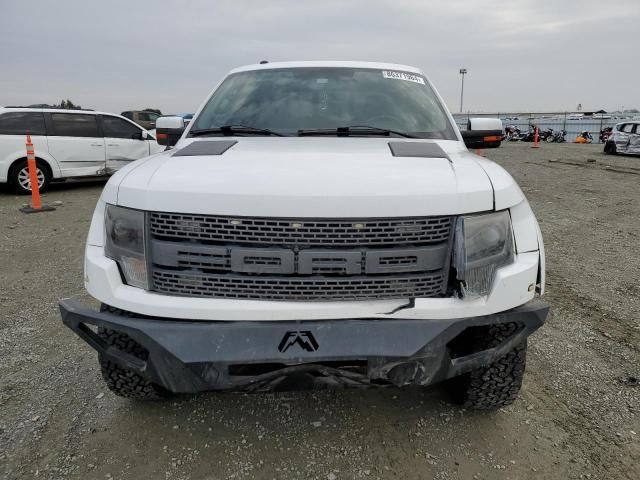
[60,298,548,393]
[172,140,237,156]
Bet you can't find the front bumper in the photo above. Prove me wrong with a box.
[60,298,548,393]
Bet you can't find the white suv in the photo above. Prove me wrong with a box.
[604,121,640,155]
[0,108,165,193]
[60,61,548,410]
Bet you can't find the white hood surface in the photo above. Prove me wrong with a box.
[111,137,516,217]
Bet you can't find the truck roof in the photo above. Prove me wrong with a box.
[230,61,424,75]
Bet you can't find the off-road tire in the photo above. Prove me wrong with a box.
[9,159,51,195]
[97,305,169,400]
[447,323,527,410]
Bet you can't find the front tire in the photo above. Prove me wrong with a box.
[446,323,527,410]
[9,159,51,195]
[97,305,169,400]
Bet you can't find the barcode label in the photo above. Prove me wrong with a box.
[382,71,425,84]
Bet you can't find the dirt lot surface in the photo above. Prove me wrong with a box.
[0,143,638,480]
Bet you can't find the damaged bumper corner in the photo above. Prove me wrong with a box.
[59,298,548,393]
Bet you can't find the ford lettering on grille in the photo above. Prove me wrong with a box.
[151,242,448,276]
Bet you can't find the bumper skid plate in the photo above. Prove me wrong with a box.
[59,299,548,393]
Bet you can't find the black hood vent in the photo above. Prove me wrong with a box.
[173,140,237,157]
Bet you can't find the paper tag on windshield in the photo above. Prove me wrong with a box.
[382,71,425,84]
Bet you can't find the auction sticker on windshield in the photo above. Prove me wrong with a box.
[382,71,425,84]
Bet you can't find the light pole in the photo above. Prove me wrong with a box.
[459,68,467,113]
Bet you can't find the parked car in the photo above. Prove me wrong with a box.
[60,61,548,410]
[0,107,164,193]
[176,112,194,123]
[604,121,640,155]
[121,110,162,130]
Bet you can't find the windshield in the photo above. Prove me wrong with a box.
[191,67,457,139]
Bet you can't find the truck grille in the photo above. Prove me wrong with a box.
[149,212,451,247]
[147,212,454,302]
[152,270,445,301]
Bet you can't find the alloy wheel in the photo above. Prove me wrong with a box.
[17,166,45,191]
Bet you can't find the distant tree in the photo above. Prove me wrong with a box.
[55,99,83,110]
[144,108,162,115]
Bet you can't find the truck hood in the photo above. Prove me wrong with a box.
[109,137,512,217]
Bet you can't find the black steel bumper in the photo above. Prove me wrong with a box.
[59,299,548,393]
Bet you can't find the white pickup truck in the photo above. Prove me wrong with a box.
[60,61,548,410]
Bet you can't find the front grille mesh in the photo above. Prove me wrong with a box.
[148,212,453,301]
[149,212,452,247]
[152,269,445,301]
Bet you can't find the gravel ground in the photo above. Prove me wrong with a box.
[0,143,638,480]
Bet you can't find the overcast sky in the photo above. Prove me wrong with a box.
[1,0,638,114]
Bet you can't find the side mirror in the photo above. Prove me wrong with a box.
[461,118,503,149]
[156,116,185,147]
[131,131,148,140]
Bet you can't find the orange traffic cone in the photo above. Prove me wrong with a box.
[20,135,55,213]
[532,127,540,148]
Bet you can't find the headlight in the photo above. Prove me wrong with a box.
[453,210,514,297]
[104,204,148,289]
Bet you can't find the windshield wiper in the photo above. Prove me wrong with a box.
[297,126,418,138]
[189,125,287,137]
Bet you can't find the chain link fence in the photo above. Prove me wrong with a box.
[452,112,638,143]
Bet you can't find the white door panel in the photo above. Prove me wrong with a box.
[628,126,640,155]
[615,134,629,153]
[105,139,149,172]
[615,124,633,153]
[102,115,151,172]
[47,137,106,176]
[48,113,106,177]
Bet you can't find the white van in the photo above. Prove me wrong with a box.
[0,108,164,193]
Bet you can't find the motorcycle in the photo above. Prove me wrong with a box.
[575,131,593,144]
[504,125,523,141]
[539,128,554,142]
[521,126,540,142]
[545,129,566,143]
[599,127,613,143]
